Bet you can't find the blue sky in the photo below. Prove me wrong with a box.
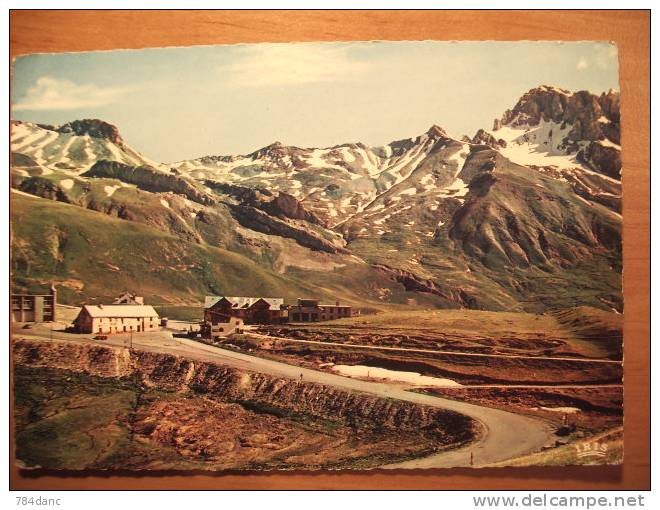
[12,41,620,162]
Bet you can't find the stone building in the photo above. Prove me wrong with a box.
[201,317,245,340]
[288,299,356,322]
[204,296,286,324]
[11,284,57,323]
[73,304,160,334]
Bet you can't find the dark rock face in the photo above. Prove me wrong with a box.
[19,177,70,203]
[261,192,325,226]
[578,142,622,179]
[231,204,348,255]
[205,181,325,226]
[499,86,621,178]
[41,119,125,145]
[500,86,620,143]
[471,129,506,149]
[371,264,479,308]
[84,160,215,205]
[426,124,450,139]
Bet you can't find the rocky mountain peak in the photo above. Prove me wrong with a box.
[500,86,576,128]
[426,124,449,139]
[51,119,124,146]
[471,128,507,149]
[246,141,290,161]
[498,85,621,145]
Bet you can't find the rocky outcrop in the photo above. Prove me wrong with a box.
[578,141,622,179]
[84,160,215,205]
[13,339,134,377]
[471,129,506,149]
[18,177,71,203]
[498,86,621,179]
[261,192,325,226]
[231,204,349,255]
[13,339,477,438]
[371,264,479,308]
[39,119,125,146]
[500,86,620,145]
[206,181,325,226]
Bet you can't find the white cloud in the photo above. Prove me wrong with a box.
[576,58,589,71]
[596,44,619,70]
[218,43,374,88]
[577,44,619,72]
[13,76,128,111]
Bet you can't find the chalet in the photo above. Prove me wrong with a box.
[113,292,144,305]
[288,299,357,322]
[11,284,57,323]
[204,296,286,324]
[73,304,160,334]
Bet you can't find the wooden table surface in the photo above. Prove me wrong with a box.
[9,9,650,490]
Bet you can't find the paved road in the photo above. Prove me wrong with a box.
[251,333,623,364]
[14,326,558,468]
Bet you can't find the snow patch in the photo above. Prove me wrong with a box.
[493,120,583,170]
[539,406,581,414]
[104,185,120,197]
[331,365,462,387]
[341,147,355,163]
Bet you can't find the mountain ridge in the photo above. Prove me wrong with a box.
[10,85,623,313]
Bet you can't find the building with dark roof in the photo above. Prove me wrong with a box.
[204,296,286,324]
[288,299,357,322]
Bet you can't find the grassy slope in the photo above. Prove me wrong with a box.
[321,307,622,358]
[10,193,322,304]
[346,155,622,313]
[10,193,438,311]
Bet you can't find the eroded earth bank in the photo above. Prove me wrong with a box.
[12,339,479,471]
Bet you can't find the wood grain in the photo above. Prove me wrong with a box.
[9,9,650,490]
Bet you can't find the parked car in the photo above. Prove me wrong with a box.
[93,335,108,340]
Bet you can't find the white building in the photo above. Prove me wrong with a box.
[202,317,245,340]
[73,304,160,334]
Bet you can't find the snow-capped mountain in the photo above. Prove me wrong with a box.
[489,86,621,176]
[9,86,623,312]
[11,119,166,175]
[170,125,466,228]
[477,85,621,214]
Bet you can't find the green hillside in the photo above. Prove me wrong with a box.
[10,193,320,304]
[10,193,442,310]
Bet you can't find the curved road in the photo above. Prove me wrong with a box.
[15,328,556,468]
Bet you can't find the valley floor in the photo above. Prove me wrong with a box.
[11,305,622,470]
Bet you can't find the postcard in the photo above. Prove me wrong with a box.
[10,41,622,471]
